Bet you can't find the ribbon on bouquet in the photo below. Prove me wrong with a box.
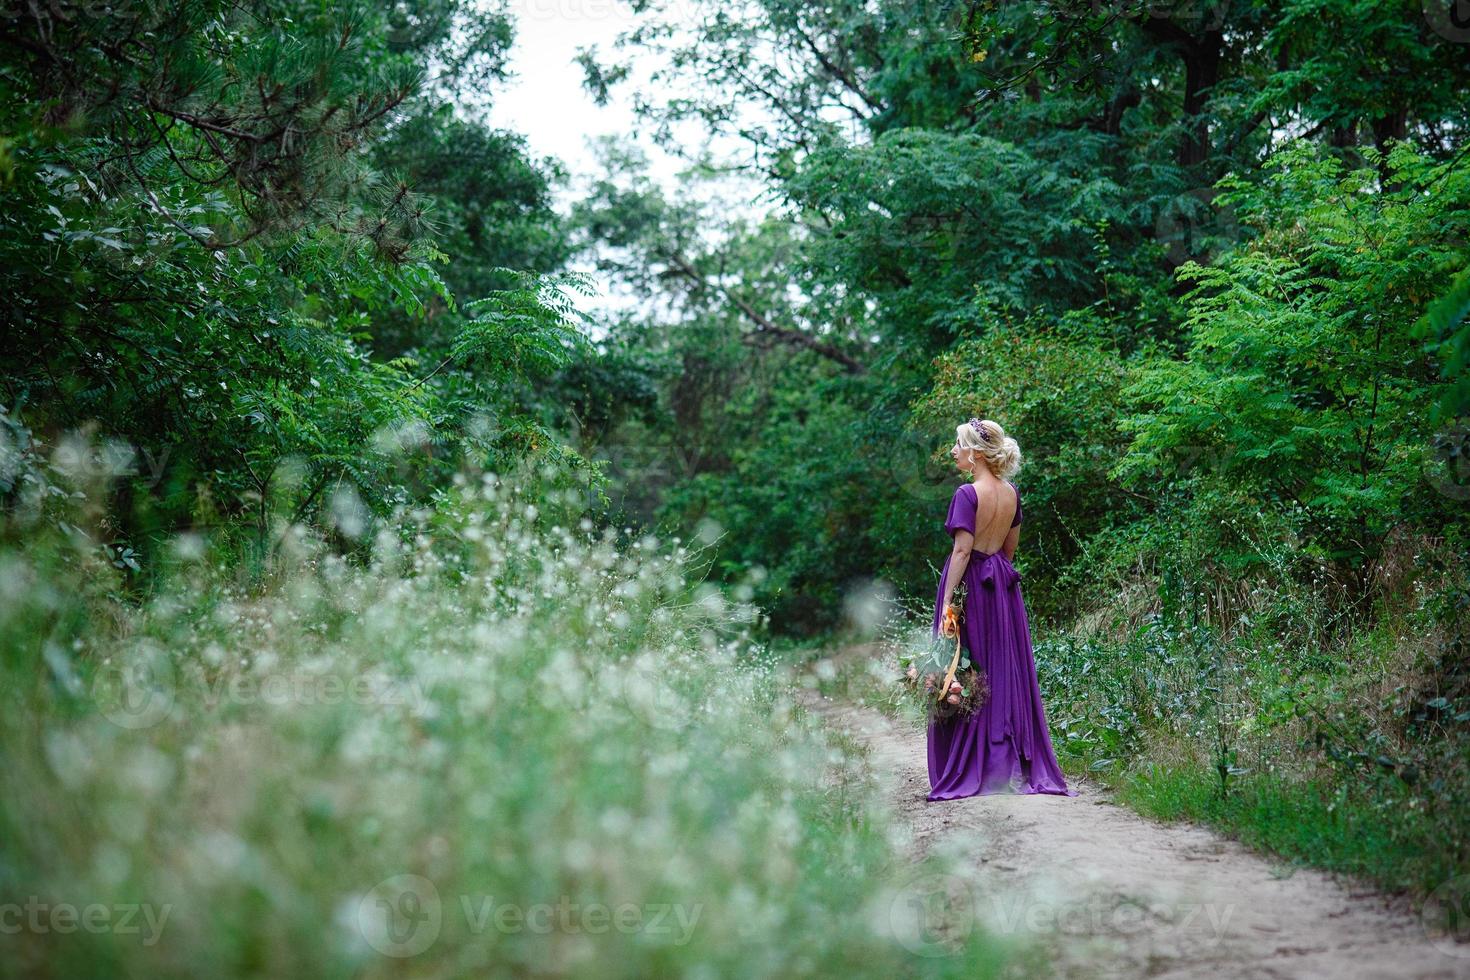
[938,605,962,704]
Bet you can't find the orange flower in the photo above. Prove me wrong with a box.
[940,605,959,637]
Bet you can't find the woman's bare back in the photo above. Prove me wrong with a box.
[969,478,1019,556]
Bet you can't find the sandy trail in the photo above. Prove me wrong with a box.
[798,650,1467,979]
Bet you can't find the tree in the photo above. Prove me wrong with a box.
[0,0,592,563]
[1116,143,1469,569]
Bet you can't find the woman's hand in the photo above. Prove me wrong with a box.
[939,603,959,638]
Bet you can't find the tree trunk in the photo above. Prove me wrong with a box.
[1138,17,1224,170]
[1372,109,1408,189]
[1179,29,1223,168]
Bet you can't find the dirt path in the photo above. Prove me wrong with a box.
[798,655,1467,979]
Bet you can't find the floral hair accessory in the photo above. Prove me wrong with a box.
[968,418,991,444]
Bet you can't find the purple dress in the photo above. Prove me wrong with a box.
[927,481,1077,800]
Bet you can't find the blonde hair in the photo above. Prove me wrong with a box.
[955,418,1022,480]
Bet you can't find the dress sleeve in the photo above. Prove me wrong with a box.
[1010,483,1023,527]
[944,485,976,538]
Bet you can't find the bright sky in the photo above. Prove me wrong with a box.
[481,0,746,326]
[484,0,688,191]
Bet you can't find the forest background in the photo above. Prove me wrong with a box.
[3,0,1469,973]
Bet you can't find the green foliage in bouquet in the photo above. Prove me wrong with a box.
[896,631,989,725]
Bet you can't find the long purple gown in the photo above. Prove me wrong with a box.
[927,481,1077,800]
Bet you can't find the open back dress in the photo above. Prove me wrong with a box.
[927,481,1076,800]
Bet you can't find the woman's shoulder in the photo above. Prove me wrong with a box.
[952,480,1020,499]
[951,480,1019,500]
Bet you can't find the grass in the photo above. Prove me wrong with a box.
[818,597,1470,940]
[1111,760,1446,891]
[0,472,1017,979]
[1032,602,1470,933]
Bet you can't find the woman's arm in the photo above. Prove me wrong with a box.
[1000,525,1019,562]
[940,529,974,634]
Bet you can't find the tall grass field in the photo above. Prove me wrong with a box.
[0,447,1013,978]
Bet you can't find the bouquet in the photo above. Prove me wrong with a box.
[896,600,989,723]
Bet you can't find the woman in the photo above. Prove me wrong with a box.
[928,417,1076,800]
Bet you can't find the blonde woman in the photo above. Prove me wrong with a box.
[930,418,1075,799]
